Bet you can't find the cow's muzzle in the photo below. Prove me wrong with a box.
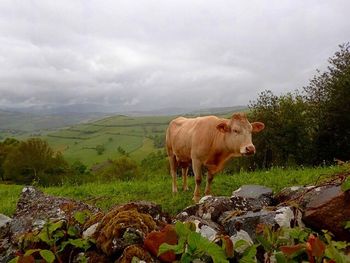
[241,145,256,156]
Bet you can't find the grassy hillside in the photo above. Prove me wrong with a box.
[43,115,173,165]
[0,109,240,167]
[0,166,343,217]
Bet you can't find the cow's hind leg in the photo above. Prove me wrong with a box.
[169,155,178,193]
[205,172,214,196]
[192,159,202,203]
[182,166,189,191]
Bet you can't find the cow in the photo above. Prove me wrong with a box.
[165,112,265,202]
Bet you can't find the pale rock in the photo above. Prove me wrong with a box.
[230,229,253,253]
[83,223,99,239]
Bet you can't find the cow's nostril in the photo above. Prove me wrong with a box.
[245,145,256,155]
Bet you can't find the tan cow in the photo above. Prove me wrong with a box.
[166,112,264,202]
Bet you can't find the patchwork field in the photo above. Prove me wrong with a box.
[43,115,174,165]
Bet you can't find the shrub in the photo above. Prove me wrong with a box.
[97,157,140,181]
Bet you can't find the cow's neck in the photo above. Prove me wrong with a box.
[204,131,238,174]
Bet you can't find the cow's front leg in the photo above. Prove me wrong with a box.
[205,171,214,196]
[182,167,189,191]
[192,159,202,203]
[169,155,178,193]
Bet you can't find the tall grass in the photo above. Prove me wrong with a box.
[0,165,344,217]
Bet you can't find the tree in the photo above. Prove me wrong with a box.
[0,138,19,181]
[97,156,140,181]
[96,145,105,155]
[304,43,350,163]
[3,138,68,184]
[249,91,312,168]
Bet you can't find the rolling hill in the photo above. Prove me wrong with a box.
[0,106,248,167]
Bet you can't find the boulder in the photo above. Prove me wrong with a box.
[219,209,277,241]
[176,196,236,223]
[302,185,350,241]
[231,185,274,211]
[274,186,310,204]
[0,214,11,229]
[8,186,100,242]
[0,219,14,263]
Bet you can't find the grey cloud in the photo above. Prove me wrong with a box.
[0,0,350,111]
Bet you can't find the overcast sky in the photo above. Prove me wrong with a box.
[0,0,349,111]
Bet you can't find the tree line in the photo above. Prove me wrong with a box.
[239,43,350,170]
[0,138,93,185]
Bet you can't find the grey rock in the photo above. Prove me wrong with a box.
[274,186,312,205]
[9,186,100,243]
[0,214,12,229]
[302,185,350,241]
[220,209,277,241]
[176,196,250,224]
[231,185,274,210]
[179,215,224,234]
[230,229,254,253]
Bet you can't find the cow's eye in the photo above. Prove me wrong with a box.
[233,129,239,133]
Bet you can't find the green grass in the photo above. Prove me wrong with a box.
[0,166,344,217]
[40,115,173,166]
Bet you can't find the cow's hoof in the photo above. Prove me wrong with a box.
[192,196,200,203]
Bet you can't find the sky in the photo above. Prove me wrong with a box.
[0,0,349,112]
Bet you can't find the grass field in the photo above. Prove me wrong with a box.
[0,165,344,217]
[1,112,235,167]
[42,115,173,166]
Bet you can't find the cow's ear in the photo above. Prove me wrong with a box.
[216,122,231,133]
[252,122,265,133]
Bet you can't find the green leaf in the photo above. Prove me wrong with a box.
[24,248,41,257]
[240,244,258,263]
[235,239,250,250]
[74,211,90,225]
[39,250,55,263]
[285,227,310,242]
[78,254,88,263]
[58,240,70,253]
[180,253,194,263]
[53,229,65,240]
[174,221,191,238]
[344,221,350,230]
[38,231,52,245]
[48,221,64,233]
[67,225,79,237]
[341,177,350,192]
[8,256,19,263]
[274,252,288,263]
[256,235,273,251]
[187,232,201,254]
[68,238,92,251]
[158,242,184,255]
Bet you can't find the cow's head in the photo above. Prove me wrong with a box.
[216,112,264,156]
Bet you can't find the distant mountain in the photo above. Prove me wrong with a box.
[186,105,248,116]
[0,109,108,132]
[3,103,118,115]
[0,104,248,132]
[117,106,247,116]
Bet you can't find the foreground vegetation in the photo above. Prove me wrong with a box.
[0,165,344,217]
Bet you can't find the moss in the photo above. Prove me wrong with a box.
[95,207,157,256]
[118,245,154,263]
